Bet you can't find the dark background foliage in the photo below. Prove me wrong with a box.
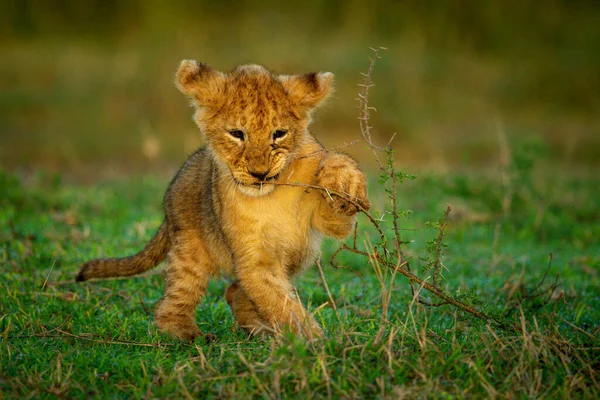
[1,0,599,176]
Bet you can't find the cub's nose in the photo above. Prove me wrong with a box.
[249,170,269,181]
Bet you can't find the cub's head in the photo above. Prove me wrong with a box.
[175,60,333,196]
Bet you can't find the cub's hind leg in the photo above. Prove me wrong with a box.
[226,281,269,335]
[154,231,216,342]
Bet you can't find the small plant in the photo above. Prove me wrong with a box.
[310,48,516,330]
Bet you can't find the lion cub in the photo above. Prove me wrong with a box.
[77,60,370,341]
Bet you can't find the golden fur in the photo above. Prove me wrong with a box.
[77,60,370,341]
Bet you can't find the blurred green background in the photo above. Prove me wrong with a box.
[1,0,599,178]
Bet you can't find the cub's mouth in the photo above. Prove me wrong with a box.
[232,173,280,197]
[251,173,280,186]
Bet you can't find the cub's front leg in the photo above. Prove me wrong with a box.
[225,281,268,334]
[312,152,370,238]
[234,255,323,339]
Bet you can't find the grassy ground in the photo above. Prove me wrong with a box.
[1,158,599,398]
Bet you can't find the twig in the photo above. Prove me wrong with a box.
[357,47,388,171]
[390,153,403,267]
[316,258,337,311]
[330,245,516,331]
[504,253,558,317]
[555,316,600,343]
[328,241,367,301]
[296,140,359,160]
[432,205,451,287]
[417,299,450,307]
[12,329,178,348]
[13,317,72,338]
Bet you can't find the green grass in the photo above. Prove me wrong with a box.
[1,163,599,398]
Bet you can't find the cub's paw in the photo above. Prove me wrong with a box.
[158,322,216,343]
[154,308,215,343]
[159,322,201,342]
[316,153,370,215]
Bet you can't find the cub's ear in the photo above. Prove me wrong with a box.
[279,72,334,109]
[175,60,225,107]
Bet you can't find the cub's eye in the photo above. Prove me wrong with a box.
[228,130,245,141]
[273,130,288,140]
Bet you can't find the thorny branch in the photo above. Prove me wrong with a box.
[274,48,563,335]
[333,244,510,328]
[356,47,412,290]
[278,47,524,332]
[274,177,513,330]
[357,47,388,171]
[296,140,359,160]
[347,47,513,327]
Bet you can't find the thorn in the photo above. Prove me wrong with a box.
[325,189,334,202]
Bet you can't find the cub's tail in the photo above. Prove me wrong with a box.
[76,221,170,282]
